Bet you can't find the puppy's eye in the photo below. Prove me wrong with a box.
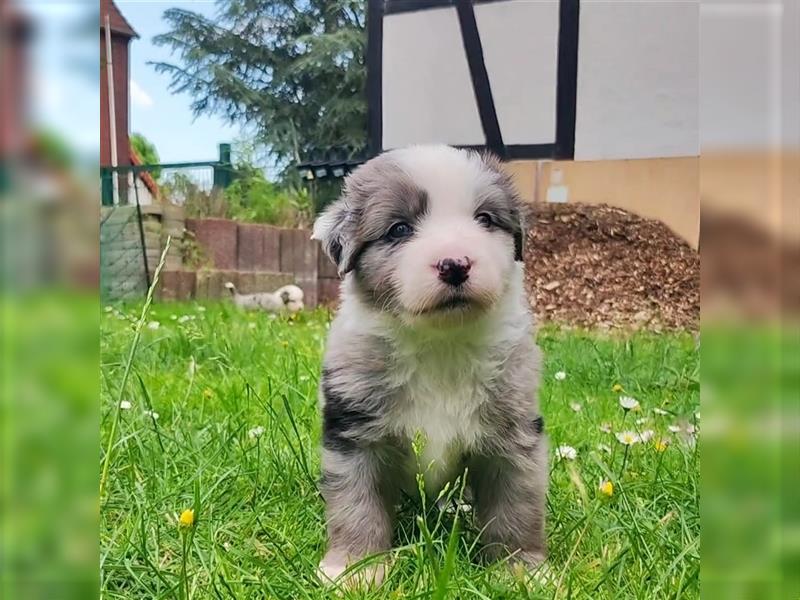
[387,222,413,240]
[475,212,494,228]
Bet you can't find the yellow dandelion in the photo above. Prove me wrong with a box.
[281,340,289,348]
[203,388,213,399]
[612,383,623,393]
[179,508,195,527]
[598,479,614,497]
[654,438,669,452]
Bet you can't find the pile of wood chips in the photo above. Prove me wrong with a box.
[523,202,699,331]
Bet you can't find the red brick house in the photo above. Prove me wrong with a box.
[100,0,137,172]
[0,4,33,164]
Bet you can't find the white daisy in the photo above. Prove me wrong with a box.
[653,407,669,416]
[147,321,160,330]
[570,402,582,412]
[619,396,640,411]
[615,431,639,446]
[637,429,655,443]
[599,422,613,434]
[668,424,682,433]
[554,371,567,381]
[119,400,132,410]
[248,426,265,439]
[555,445,578,460]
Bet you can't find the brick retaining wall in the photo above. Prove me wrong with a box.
[101,204,341,306]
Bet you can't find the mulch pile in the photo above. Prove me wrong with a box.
[523,203,699,331]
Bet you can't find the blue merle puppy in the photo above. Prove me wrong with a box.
[312,145,547,585]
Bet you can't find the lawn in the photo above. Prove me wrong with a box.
[100,300,699,599]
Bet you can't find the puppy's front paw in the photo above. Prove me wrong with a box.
[509,552,553,587]
[318,552,348,584]
[513,550,546,568]
[318,552,386,588]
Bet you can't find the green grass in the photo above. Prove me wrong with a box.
[100,301,699,599]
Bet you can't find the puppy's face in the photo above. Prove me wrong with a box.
[278,285,305,313]
[314,146,523,323]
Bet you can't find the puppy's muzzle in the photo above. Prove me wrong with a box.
[437,257,471,287]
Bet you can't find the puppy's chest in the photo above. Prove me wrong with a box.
[388,350,494,489]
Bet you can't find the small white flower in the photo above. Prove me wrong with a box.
[147,321,160,330]
[248,322,257,330]
[119,400,132,410]
[619,396,640,411]
[599,422,613,434]
[597,443,612,453]
[668,424,682,433]
[637,429,655,443]
[636,417,648,425]
[569,402,582,412]
[144,410,159,420]
[248,426,265,439]
[615,431,640,446]
[653,407,669,416]
[554,371,567,381]
[555,445,578,460]
[197,306,206,312]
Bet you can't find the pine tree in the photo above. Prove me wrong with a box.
[152,1,367,176]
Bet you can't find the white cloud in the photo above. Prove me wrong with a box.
[34,72,63,113]
[130,80,154,109]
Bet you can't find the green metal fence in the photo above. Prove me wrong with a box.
[100,144,234,302]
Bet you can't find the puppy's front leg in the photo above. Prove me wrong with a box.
[319,447,393,586]
[469,439,548,568]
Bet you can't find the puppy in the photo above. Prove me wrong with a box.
[313,145,547,585]
[224,282,304,314]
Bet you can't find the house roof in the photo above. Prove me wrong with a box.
[130,146,160,199]
[100,0,139,39]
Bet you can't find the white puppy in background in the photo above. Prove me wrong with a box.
[224,282,305,314]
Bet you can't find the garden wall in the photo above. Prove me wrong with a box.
[100,204,340,308]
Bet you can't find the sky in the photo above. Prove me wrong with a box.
[29,1,241,164]
[117,1,242,163]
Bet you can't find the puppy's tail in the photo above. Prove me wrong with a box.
[224,281,237,296]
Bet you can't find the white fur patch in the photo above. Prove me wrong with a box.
[385,274,527,494]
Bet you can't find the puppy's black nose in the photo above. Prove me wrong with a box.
[437,257,471,286]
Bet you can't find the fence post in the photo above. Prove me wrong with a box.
[213,143,232,190]
[101,168,114,206]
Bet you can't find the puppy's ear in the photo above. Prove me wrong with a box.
[478,151,525,262]
[312,196,362,276]
[280,290,291,304]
